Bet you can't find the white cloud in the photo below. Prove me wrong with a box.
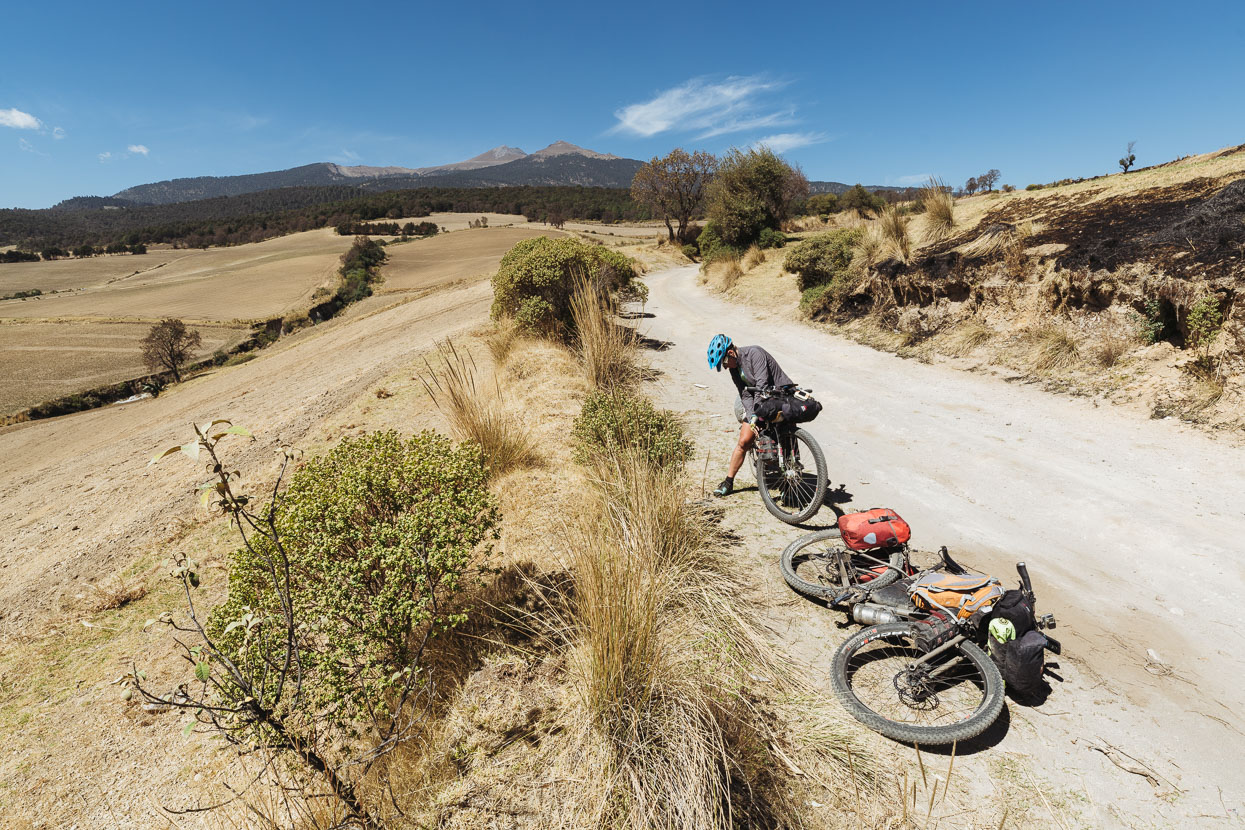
[1,108,42,130]
[98,151,112,162]
[612,75,795,139]
[894,173,932,186]
[52,126,65,140]
[127,144,149,156]
[19,138,34,152]
[339,148,360,162]
[751,132,828,154]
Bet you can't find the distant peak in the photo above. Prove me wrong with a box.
[468,145,527,163]
[531,141,620,160]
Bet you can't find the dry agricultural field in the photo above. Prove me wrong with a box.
[0,219,553,415]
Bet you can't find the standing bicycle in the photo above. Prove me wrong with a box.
[706,334,828,524]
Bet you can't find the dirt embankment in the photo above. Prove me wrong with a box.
[791,147,1245,429]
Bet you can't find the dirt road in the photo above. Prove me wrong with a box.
[642,265,1245,827]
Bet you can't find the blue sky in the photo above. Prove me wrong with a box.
[3,0,1244,208]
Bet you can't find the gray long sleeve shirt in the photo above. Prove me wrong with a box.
[729,345,795,418]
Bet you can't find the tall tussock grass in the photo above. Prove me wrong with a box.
[1026,323,1082,372]
[878,203,912,264]
[919,177,955,243]
[944,320,994,356]
[743,244,766,269]
[486,320,520,365]
[570,271,640,390]
[547,446,876,828]
[704,255,744,292]
[419,339,539,478]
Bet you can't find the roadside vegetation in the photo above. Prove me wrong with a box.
[709,143,1245,428]
[104,232,890,827]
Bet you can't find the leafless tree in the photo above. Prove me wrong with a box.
[141,318,202,383]
[1119,141,1137,173]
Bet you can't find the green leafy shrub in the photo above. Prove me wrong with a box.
[680,243,699,260]
[783,228,862,290]
[1134,297,1174,344]
[572,390,691,470]
[757,227,787,249]
[838,184,886,217]
[208,430,499,730]
[490,237,640,338]
[1187,294,1223,353]
[695,221,738,262]
[1025,183,1042,191]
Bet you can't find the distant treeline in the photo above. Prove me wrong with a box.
[335,220,439,237]
[0,243,148,264]
[0,186,650,252]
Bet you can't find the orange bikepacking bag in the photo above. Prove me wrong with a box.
[838,508,911,552]
[909,572,1005,620]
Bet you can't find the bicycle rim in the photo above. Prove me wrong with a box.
[757,428,826,524]
[830,623,1004,744]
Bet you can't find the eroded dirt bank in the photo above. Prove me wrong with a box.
[643,264,1245,827]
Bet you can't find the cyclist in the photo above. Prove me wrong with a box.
[706,333,796,497]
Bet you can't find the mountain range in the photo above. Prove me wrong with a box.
[89,141,642,207]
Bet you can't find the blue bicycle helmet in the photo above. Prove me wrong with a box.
[707,334,732,371]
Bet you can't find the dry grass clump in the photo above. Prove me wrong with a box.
[570,273,640,390]
[743,244,766,269]
[956,220,1043,261]
[87,576,148,612]
[420,340,539,478]
[1026,323,1082,372]
[703,255,744,292]
[878,204,911,264]
[851,222,886,270]
[919,177,956,243]
[549,451,875,828]
[486,320,520,365]
[943,320,994,356]
[1089,318,1140,367]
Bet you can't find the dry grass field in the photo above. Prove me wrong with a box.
[369,212,528,232]
[0,229,352,322]
[0,221,565,416]
[376,226,553,293]
[0,321,248,413]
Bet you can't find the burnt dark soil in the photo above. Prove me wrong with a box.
[917,175,1245,278]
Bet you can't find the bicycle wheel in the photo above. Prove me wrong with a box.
[829,622,1005,744]
[757,428,827,525]
[780,529,907,600]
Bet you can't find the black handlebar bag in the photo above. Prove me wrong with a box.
[754,388,822,424]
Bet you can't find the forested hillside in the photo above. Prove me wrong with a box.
[0,186,648,251]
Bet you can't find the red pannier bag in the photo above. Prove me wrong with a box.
[838,508,911,552]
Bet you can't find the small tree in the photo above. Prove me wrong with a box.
[630,148,718,243]
[705,147,809,246]
[1119,140,1137,173]
[141,318,202,383]
[978,169,1001,192]
[839,183,886,216]
[964,176,979,196]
